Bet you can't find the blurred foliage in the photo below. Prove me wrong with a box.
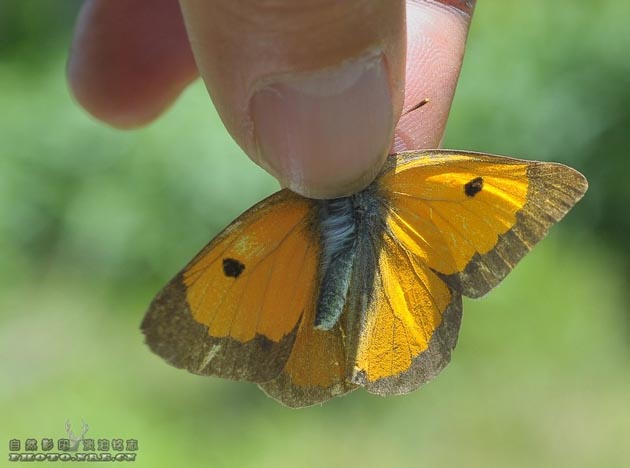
[448,1,630,248]
[0,0,81,62]
[1,1,629,468]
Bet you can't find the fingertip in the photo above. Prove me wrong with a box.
[67,0,198,128]
[251,54,394,199]
[394,0,475,150]
[179,0,405,199]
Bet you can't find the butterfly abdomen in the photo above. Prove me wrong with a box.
[318,197,357,271]
[315,197,357,330]
[314,187,385,330]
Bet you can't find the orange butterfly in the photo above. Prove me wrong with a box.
[142,150,587,407]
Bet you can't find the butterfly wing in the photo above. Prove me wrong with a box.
[350,150,587,393]
[380,150,588,297]
[349,226,463,394]
[142,190,319,383]
[143,149,587,401]
[258,297,357,407]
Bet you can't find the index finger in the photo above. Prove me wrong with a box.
[394,0,476,152]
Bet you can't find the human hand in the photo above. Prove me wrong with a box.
[68,0,475,199]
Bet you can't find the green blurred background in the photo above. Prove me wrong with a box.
[1,1,629,467]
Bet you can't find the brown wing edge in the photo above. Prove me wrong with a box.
[441,162,588,298]
[257,340,359,408]
[259,297,358,408]
[141,272,299,383]
[258,378,358,409]
[351,292,463,396]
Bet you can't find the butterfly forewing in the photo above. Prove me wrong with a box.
[142,190,319,383]
[380,151,588,298]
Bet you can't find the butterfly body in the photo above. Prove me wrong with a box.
[315,188,386,330]
[142,150,587,407]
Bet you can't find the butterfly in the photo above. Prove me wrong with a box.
[142,150,587,407]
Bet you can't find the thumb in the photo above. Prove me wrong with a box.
[180,0,406,199]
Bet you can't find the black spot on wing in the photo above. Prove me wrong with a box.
[464,177,484,197]
[223,258,245,278]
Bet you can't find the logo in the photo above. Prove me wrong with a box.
[65,419,89,452]
[7,420,138,462]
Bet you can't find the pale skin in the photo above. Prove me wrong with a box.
[67,0,476,199]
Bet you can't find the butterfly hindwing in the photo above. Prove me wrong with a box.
[142,190,319,383]
[349,224,463,394]
[258,295,357,407]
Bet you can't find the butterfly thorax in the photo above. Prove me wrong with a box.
[314,187,383,330]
